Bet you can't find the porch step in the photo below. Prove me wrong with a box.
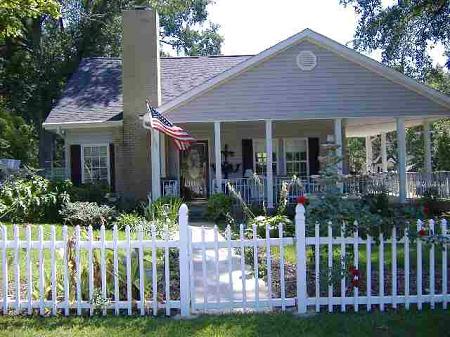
[187,201,208,221]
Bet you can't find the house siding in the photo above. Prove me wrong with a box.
[166,41,449,123]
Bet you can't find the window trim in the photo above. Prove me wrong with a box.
[283,137,310,178]
[252,138,279,176]
[80,143,111,185]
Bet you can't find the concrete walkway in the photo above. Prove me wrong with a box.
[189,226,268,312]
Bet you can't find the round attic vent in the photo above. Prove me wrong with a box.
[296,50,317,71]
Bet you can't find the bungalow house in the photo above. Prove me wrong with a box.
[43,8,450,207]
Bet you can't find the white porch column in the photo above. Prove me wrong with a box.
[334,118,343,192]
[396,117,407,203]
[381,132,388,172]
[424,120,432,174]
[160,133,166,178]
[334,118,343,173]
[265,119,274,209]
[365,136,373,174]
[151,128,161,200]
[214,121,222,192]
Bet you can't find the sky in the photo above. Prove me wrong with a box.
[207,0,446,67]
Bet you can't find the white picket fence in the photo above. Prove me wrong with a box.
[0,204,449,317]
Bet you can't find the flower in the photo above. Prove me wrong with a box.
[418,228,426,237]
[351,279,359,288]
[423,205,430,215]
[296,195,308,205]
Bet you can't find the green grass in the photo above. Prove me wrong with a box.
[271,242,446,271]
[0,223,134,286]
[0,309,448,337]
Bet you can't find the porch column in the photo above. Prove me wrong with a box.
[334,118,343,192]
[396,117,407,203]
[424,120,432,174]
[214,121,222,192]
[160,133,166,178]
[334,118,343,173]
[265,119,274,209]
[365,136,373,174]
[151,128,161,200]
[381,132,388,172]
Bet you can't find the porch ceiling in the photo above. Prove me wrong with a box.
[344,116,444,137]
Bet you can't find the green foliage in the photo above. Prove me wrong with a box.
[434,119,450,171]
[346,138,365,173]
[0,0,60,41]
[0,170,71,222]
[206,193,233,222]
[70,182,111,203]
[114,212,148,231]
[0,105,37,166]
[60,201,115,227]
[340,0,449,80]
[144,196,183,235]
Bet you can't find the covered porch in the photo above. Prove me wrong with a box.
[151,116,450,206]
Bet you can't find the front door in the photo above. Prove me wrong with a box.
[180,141,209,200]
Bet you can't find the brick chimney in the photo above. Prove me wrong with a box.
[116,7,161,199]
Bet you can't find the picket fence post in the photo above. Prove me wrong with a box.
[296,204,307,313]
[178,203,191,317]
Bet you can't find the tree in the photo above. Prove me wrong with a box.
[0,0,60,42]
[1,0,223,167]
[340,0,449,80]
[0,104,37,165]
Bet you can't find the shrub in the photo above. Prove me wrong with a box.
[0,170,71,222]
[144,196,183,236]
[114,212,148,231]
[145,196,182,223]
[60,201,115,227]
[70,182,110,203]
[206,193,233,222]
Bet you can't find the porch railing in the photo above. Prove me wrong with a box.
[211,172,450,205]
[161,179,179,197]
[212,177,266,205]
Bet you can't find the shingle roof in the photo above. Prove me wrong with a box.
[44,55,252,125]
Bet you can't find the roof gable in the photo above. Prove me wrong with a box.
[159,29,450,114]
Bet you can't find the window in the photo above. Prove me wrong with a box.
[81,144,110,184]
[253,139,278,175]
[284,138,308,178]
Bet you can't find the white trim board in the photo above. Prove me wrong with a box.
[43,120,123,130]
[158,29,450,114]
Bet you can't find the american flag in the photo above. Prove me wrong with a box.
[145,101,195,151]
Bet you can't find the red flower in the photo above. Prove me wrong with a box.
[418,228,426,237]
[351,279,359,288]
[423,205,430,215]
[296,195,308,205]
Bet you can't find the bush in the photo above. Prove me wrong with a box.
[145,196,183,223]
[206,193,233,222]
[144,196,183,236]
[70,182,111,203]
[0,170,71,222]
[114,212,148,231]
[60,201,115,227]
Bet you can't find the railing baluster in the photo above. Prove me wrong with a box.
[13,226,20,314]
[442,219,448,309]
[279,223,286,311]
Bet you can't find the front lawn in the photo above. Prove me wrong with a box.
[0,309,448,337]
